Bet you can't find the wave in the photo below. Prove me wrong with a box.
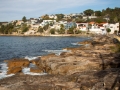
[25,56,40,61]
[0,63,15,79]
[71,43,83,46]
[22,67,47,75]
[43,49,71,55]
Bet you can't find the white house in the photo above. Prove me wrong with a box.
[83,16,97,20]
[108,23,119,34]
[88,22,107,34]
[39,22,47,27]
[49,15,57,19]
[58,21,67,25]
[64,14,71,19]
[50,22,61,30]
[43,20,56,23]
[76,23,88,31]
[39,20,56,27]
[30,18,39,25]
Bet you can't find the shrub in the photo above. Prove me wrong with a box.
[106,28,111,33]
[50,29,55,34]
[110,44,120,53]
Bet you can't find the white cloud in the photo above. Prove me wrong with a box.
[0,0,116,21]
[0,0,98,12]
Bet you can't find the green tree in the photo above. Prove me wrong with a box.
[0,25,5,34]
[106,28,111,34]
[94,11,102,16]
[38,26,43,33]
[58,24,65,34]
[21,24,29,33]
[84,9,94,16]
[42,14,49,20]
[50,29,55,34]
[22,16,27,22]
[67,27,74,34]
[56,14,64,21]
[43,24,49,31]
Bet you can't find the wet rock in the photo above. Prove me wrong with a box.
[7,58,29,69]
[78,40,92,45]
[7,67,22,74]
[1,35,120,90]
[30,67,44,73]
[30,59,40,66]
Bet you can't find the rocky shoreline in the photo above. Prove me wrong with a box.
[0,34,91,37]
[0,35,120,90]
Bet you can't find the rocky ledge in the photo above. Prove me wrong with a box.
[0,35,120,90]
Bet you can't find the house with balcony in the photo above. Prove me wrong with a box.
[39,20,56,27]
[29,18,39,25]
[88,22,107,34]
[50,22,61,30]
[76,23,88,31]
[64,22,77,30]
[108,23,119,34]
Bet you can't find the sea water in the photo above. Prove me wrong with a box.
[0,36,90,79]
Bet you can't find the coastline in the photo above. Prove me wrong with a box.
[0,35,120,90]
[0,33,91,37]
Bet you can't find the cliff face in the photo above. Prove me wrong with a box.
[0,35,120,90]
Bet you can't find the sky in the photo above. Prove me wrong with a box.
[0,0,120,22]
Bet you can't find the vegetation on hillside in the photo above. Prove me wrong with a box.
[0,7,120,34]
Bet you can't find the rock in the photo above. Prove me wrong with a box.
[30,67,43,73]
[60,52,74,57]
[41,53,56,61]
[7,58,29,69]
[49,58,100,75]
[63,47,81,52]
[30,59,40,66]
[7,67,22,74]
[113,38,120,44]
[78,40,92,45]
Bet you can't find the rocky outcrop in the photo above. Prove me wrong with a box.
[1,35,120,90]
[6,58,29,74]
[30,67,43,73]
[7,67,22,74]
[7,58,29,69]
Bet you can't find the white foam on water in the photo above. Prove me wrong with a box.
[0,63,14,79]
[71,43,82,46]
[25,56,40,61]
[22,67,47,75]
[29,63,36,68]
[43,49,71,55]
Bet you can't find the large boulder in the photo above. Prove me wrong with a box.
[7,67,22,74]
[7,58,29,69]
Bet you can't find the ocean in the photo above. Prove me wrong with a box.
[0,36,90,79]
